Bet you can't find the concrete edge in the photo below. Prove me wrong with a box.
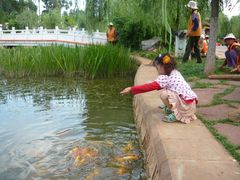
[132,56,240,180]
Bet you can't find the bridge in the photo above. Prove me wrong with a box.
[0,26,227,59]
[0,26,107,47]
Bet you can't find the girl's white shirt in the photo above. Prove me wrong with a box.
[155,69,197,100]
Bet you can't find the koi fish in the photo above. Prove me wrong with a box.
[123,141,134,153]
[70,146,98,167]
[115,154,140,162]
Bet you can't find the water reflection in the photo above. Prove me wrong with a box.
[0,78,145,179]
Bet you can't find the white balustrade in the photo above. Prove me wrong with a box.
[0,27,107,46]
[25,27,29,34]
[0,24,2,37]
[11,27,16,34]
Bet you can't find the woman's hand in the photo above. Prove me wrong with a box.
[120,87,132,95]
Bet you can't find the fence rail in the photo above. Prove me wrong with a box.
[0,26,107,47]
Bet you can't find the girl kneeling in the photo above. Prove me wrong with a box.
[120,53,198,123]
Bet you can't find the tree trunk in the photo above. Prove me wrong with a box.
[208,74,240,80]
[204,0,219,75]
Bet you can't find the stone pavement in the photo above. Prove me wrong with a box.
[132,55,240,179]
[192,79,240,148]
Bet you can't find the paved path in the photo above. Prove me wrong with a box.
[132,55,240,179]
[193,79,240,147]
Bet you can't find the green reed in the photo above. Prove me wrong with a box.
[0,45,137,79]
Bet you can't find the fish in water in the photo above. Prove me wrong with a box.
[70,146,98,167]
[115,154,140,162]
[122,141,134,153]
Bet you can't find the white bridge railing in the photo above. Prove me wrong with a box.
[0,26,107,47]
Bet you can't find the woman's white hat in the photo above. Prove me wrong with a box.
[186,1,198,9]
[224,33,236,40]
[109,22,113,26]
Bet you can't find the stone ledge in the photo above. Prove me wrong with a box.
[132,59,240,179]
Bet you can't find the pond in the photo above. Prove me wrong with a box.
[0,77,145,179]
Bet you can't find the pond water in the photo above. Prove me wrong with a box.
[0,77,145,179]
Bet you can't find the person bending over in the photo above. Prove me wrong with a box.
[219,33,240,73]
[120,53,198,124]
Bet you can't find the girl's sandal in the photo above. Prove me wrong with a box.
[163,113,177,123]
[159,105,172,114]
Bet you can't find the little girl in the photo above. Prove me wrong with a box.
[120,53,198,123]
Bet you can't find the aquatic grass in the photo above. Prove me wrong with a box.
[80,44,137,79]
[0,45,137,79]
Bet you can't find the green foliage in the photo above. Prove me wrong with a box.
[41,9,62,29]
[135,50,159,60]
[73,10,87,29]
[0,45,137,79]
[230,15,240,38]
[16,9,38,29]
[218,12,240,38]
[85,0,106,30]
[0,0,37,24]
[80,44,137,79]
[176,59,207,81]
[133,45,169,60]
[8,14,19,29]
[63,15,76,27]
[84,0,210,49]
[42,0,69,12]
[110,1,156,49]
[1,0,238,50]
[218,12,231,37]
[114,17,153,49]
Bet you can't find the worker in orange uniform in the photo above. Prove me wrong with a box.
[106,22,117,45]
[219,33,240,73]
[182,1,202,63]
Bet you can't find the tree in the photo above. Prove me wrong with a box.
[16,9,38,28]
[68,10,87,28]
[41,9,62,28]
[230,15,240,37]
[84,0,210,49]
[85,0,105,22]
[204,0,220,75]
[218,12,231,37]
[63,13,76,27]
[0,0,37,25]
[42,0,69,12]
[18,0,37,12]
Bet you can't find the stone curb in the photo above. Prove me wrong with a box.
[132,56,240,179]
